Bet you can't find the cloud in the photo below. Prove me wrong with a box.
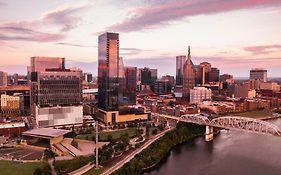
[0,26,66,42]
[104,0,281,32]
[42,4,90,32]
[243,44,281,55]
[56,42,96,48]
[0,4,90,42]
[120,47,152,56]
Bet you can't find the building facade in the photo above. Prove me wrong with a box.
[190,87,212,104]
[182,46,195,99]
[30,57,83,127]
[176,56,186,85]
[209,67,220,82]
[0,94,20,117]
[0,71,8,87]
[98,32,119,111]
[250,68,267,82]
[154,79,172,95]
[125,66,137,104]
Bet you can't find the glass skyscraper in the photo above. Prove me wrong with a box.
[98,32,119,111]
[176,55,186,86]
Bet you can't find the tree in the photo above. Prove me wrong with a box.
[107,134,113,142]
[34,167,43,175]
[152,128,158,135]
[91,135,96,142]
[146,124,150,137]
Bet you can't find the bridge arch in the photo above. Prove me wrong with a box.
[210,116,281,136]
[181,114,210,125]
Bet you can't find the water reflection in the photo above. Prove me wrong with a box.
[145,119,281,175]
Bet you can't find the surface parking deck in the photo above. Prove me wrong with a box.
[0,147,43,161]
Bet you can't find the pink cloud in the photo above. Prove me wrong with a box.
[105,0,281,32]
[0,4,90,42]
[243,44,281,55]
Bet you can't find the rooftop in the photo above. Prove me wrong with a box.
[22,128,70,138]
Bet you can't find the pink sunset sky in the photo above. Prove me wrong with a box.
[0,0,281,77]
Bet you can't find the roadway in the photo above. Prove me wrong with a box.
[100,127,174,175]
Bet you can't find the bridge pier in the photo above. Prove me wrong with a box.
[205,125,213,142]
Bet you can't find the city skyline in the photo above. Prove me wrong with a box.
[0,0,281,77]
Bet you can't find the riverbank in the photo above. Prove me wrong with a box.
[144,118,281,175]
[111,123,205,175]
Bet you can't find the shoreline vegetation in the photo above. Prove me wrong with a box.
[111,122,205,175]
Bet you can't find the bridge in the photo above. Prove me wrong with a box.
[152,113,281,141]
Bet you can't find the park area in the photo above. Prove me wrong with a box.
[0,160,42,175]
[75,128,138,141]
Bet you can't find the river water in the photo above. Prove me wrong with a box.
[145,118,281,175]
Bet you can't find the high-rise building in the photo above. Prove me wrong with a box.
[154,79,172,95]
[199,62,211,85]
[194,65,202,85]
[118,57,126,106]
[250,68,267,82]
[0,71,8,87]
[125,66,137,104]
[176,56,186,85]
[161,75,175,88]
[98,32,119,111]
[182,46,195,99]
[30,57,83,127]
[209,67,220,82]
[138,67,158,91]
[30,57,65,72]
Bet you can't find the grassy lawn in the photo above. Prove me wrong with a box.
[83,167,104,175]
[0,160,41,175]
[233,110,273,119]
[76,128,137,141]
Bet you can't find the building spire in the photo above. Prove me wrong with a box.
[187,45,191,63]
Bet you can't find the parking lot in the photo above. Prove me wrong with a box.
[0,147,43,161]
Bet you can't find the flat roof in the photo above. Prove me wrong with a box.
[22,128,70,138]
[0,122,25,129]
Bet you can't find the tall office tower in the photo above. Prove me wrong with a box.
[154,79,172,95]
[150,68,158,83]
[139,67,158,87]
[194,65,202,85]
[140,67,152,85]
[118,57,126,105]
[125,67,137,104]
[250,68,267,82]
[209,67,220,82]
[199,62,211,85]
[0,71,8,87]
[176,56,186,85]
[162,75,175,88]
[30,57,83,127]
[13,74,19,85]
[182,46,195,99]
[98,32,119,111]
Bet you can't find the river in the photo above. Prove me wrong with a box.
[145,118,281,175]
